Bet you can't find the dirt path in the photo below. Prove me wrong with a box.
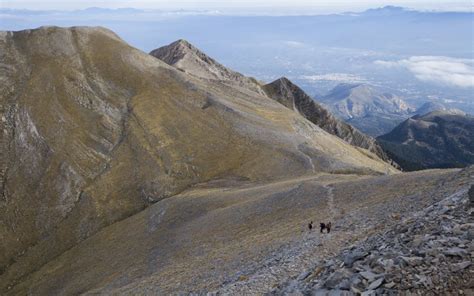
[323,184,337,221]
[214,182,352,294]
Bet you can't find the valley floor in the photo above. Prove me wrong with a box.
[3,168,473,295]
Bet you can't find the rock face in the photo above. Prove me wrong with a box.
[262,78,394,164]
[378,110,474,171]
[320,83,414,136]
[149,39,264,94]
[0,26,398,292]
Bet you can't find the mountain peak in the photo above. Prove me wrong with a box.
[150,39,264,94]
[275,76,292,84]
[174,38,192,47]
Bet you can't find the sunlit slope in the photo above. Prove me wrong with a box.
[0,26,397,287]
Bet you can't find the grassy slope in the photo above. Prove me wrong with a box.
[0,26,396,291]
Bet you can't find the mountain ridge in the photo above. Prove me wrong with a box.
[378,111,474,170]
[150,42,394,165]
[262,78,394,164]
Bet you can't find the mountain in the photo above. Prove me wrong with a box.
[378,110,474,171]
[0,26,399,293]
[151,42,393,164]
[262,78,394,164]
[415,101,447,116]
[149,39,264,95]
[1,26,472,296]
[320,83,414,136]
[414,101,465,116]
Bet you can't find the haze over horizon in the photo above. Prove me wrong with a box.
[1,0,472,14]
[1,3,472,116]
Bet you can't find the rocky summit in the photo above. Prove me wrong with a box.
[0,26,472,295]
[149,39,265,95]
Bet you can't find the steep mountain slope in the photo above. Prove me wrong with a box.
[150,42,394,166]
[320,83,414,136]
[262,78,394,164]
[0,26,397,291]
[378,110,474,171]
[149,39,264,95]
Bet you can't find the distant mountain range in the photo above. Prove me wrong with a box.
[378,110,474,171]
[318,83,414,136]
[317,83,466,137]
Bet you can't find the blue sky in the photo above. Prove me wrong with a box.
[1,0,472,13]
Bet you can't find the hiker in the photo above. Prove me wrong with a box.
[320,222,326,233]
[308,221,313,230]
[320,222,332,233]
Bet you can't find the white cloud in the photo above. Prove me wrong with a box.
[300,73,367,83]
[374,56,474,88]
[283,40,306,48]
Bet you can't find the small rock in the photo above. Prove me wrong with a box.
[367,277,384,290]
[337,279,351,291]
[400,256,423,267]
[443,247,468,257]
[359,271,381,282]
[351,286,362,294]
[323,270,352,289]
[297,271,311,281]
[452,261,471,271]
[384,281,396,289]
[343,251,368,268]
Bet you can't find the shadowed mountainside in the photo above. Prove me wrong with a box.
[378,110,474,171]
[0,26,398,292]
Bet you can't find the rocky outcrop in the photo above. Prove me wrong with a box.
[262,78,395,166]
[378,110,474,171]
[149,39,264,94]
